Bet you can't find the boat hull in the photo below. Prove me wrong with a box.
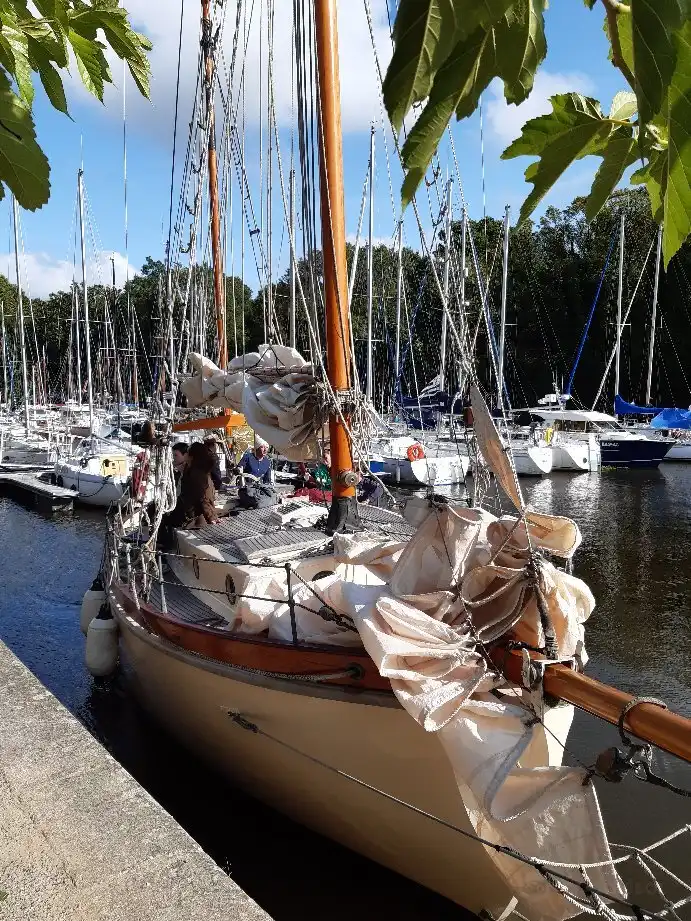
[511,445,552,476]
[54,463,128,506]
[663,441,691,461]
[111,600,516,918]
[381,453,469,486]
[550,441,596,472]
[599,438,672,468]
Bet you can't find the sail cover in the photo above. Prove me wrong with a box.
[650,407,691,429]
[179,345,325,460]
[614,394,662,415]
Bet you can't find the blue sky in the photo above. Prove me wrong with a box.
[2,0,629,299]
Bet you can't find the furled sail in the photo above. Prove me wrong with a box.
[179,345,326,460]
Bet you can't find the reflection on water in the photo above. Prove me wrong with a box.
[522,468,691,881]
[0,497,464,921]
[2,465,691,917]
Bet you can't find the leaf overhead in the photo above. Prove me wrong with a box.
[630,0,684,125]
[660,20,691,266]
[502,93,617,224]
[498,0,547,105]
[399,25,497,207]
[0,1,152,209]
[583,129,638,220]
[69,29,111,100]
[383,0,466,132]
[609,90,637,121]
[395,0,547,206]
[0,69,49,210]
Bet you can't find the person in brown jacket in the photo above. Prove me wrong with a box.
[160,443,219,550]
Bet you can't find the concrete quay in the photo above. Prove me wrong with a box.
[0,640,271,921]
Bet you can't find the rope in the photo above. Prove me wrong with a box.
[226,712,672,921]
[565,220,619,397]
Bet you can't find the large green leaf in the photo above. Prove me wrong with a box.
[400,26,497,205]
[498,0,547,105]
[383,0,518,133]
[661,20,691,265]
[383,1,466,133]
[631,150,666,223]
[69,28,112,100]
[583,128,638,220]
[69,3,151,98]
[396,1,546,205]
[630,0,684,125]
[27,35,68,114]
[2,28,34,106]
[502,93,617,224]
[0,68,49,209]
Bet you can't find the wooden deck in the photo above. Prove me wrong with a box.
[0,471,74,514]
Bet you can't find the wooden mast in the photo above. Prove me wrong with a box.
[202,0,227,369]
[314,0,358,532]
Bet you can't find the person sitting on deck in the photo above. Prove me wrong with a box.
[293,449,332,504]
[297,448,331,490]
[238,439,273,484]
[160,442,219,549]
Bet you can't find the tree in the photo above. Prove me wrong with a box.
[0,0,151,210]
[383,0,691,267]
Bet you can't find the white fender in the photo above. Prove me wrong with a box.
[85,612,119,677]
[80,585,106,635]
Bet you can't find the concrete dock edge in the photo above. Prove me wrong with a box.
[0,640,272,921]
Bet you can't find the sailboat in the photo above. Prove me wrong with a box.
[52,167,134,506]
[84,2,691,919]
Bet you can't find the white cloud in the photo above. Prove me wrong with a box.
[485,71,596,147]
[73,0,392,138]
[0,251,136,299]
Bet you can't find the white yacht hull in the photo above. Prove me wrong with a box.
[381,453,469,486]
[112,601,521,918]
[511,445,553,476]
[550,441,597,472]
[54,463,128,506]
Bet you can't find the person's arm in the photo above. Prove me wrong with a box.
[210,461,222,489]
[261,459,273,484]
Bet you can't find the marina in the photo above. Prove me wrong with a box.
[2,1,691,920]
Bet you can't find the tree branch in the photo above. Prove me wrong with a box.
[601,0,636,90]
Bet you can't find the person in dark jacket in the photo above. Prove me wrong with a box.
[203,437,224,489]
[160,443,219,549]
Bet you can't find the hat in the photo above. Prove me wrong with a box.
[254,436,269,449]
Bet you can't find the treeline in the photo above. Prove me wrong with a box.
[1,188,689,412]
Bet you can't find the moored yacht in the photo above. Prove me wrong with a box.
[528,406,673,467]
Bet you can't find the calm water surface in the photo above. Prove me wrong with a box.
[1,466,691,918]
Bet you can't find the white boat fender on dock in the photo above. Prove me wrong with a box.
[85,606,119,677]
[80,576,106,635]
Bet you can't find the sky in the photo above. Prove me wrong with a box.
[2,0,629,299]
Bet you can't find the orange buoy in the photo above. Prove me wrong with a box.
[406,442,425,462]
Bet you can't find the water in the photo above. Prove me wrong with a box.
[1,468,691,918]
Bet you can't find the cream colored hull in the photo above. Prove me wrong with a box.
[112,601,515,918]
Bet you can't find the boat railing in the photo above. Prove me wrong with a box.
[105,525,356,646]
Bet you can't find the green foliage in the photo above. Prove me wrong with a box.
[501,93,637,223]
[384,0,691,267]
[2,190,690,413]
[0,0,152,211]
